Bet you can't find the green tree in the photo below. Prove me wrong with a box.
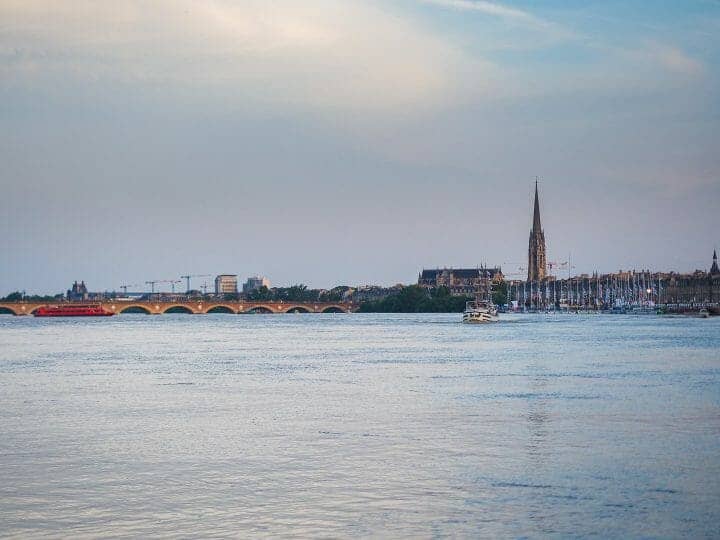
[492,281,508,306]
[285,284,309,301]
[247,286,272,301]
[320,286,349,302]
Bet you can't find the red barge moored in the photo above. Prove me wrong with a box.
[34,304,115,317]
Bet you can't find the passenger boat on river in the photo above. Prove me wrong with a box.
[34,304,114,317]
[462,299,499,324]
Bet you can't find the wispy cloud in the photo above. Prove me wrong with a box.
[600,40,706,83]
[650,43,704,75]
[417,0,578,50]
[0,0,708,115]
[0,0,495,112]
[419,0,542,24]
[420,0,559,29]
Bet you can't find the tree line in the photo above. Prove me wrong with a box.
[1,291,62,302]
[245,285,349,302]
[358,283,507,313]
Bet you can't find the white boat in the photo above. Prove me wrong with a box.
[698,309,710,318]
[463,300,499,324]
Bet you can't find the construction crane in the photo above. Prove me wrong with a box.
[146,279,183,294]
[502,262,526,274]
[181,274,210,293]
[120,283,140,294]
[548,260,575,279]
[145,280,159,294]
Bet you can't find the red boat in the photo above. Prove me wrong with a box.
[34,304,115,317]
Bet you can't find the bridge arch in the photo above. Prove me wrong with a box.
[244,305,274,314]
[322,305,347,313]
[118,305,152,314]
[0,306,19,315]
[286,306,311,313]
[163,305,195,314]
[205,305,236,314]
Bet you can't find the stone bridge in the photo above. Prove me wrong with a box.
[0,300,358,316]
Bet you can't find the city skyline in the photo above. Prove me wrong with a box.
[4,186,719,297]
[2,178,719,296]
[2,1,719,294]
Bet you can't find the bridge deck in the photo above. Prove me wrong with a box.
[0,300,357,316]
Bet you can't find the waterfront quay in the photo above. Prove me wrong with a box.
[0,300,357,316]
[508,271,720,313]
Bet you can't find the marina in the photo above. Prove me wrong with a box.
[507,276,720,315]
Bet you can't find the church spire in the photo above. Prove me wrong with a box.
[711,249,720,275]
[532,177,542,232]
[527,179,547,282]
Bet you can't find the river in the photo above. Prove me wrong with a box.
[1,313,718,537]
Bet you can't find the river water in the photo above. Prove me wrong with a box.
[0,313,718,538]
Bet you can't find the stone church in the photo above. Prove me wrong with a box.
[527,181,547,282]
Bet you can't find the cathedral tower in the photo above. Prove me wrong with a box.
[527,181,547,282]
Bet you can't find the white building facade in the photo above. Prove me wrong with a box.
[214,275,238,295]
[243,276,271,294]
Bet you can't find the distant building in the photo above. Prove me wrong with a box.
[67,281,89,301]
[418,267,503,296]
[243,276,271,294]
[214,275,238,295]
[528,180,547,282]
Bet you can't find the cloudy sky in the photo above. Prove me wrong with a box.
[1,0,719,294]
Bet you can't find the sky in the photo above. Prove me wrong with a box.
[1,0,719,294]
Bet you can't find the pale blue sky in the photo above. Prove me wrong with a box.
[1,0,719,294]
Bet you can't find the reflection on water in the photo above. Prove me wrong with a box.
[0,313,719,537]
[525,367,551,463]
